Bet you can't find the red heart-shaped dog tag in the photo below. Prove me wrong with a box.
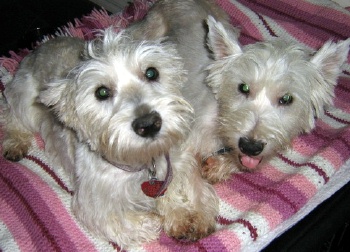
[141,180,167,198]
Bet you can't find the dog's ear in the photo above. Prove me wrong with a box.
[83,37,102,60]
[309,38,350,117]
[206,15,242,60]
[39,80,67,107]
[311,38,350,87]
[38,79,74,124]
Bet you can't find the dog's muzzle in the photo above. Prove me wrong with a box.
[132,111,162,138]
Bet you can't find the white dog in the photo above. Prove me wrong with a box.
[201,17,350,183]
[1,28,218,248]
[129,0,238,183]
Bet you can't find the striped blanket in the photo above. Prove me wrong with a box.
[1,0,350,251]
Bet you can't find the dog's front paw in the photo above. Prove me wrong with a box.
[164,209,216,241]
[2,129,33,161]
[201,155,233,184]
[3,140,31,161]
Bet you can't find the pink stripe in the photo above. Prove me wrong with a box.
[269,15,345,47]
[321,147,347,171]
[291,122,350,158]
[272,20,329,47]
[144,231,231,252]
[0,159,98,251]
[288,174,317,198]
[257,203,283,229]
[231,173,306,218]
[334,81,350,113]
[277,0,350,25]
[34,134,45,150]
[142,235,171,252]
[215,183,256,212]
[259,165,317,199]
[299,130,328,150]
[198,234,232,252]
[291,137,319,157]
[327,129,350,161]
[259,164,289,182]
[236,0,350,42]
[15,160,98,251]
[145,230,241,252]
[0,199,37,251]
[211,229,241,252]
[336,77,350,92]
[0,163,62,251]
[216,0,264,41]
[333,99,350,114]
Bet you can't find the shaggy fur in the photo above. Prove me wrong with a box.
[1,28,218,248]
[202,17,350,183]
[129,0,238,160]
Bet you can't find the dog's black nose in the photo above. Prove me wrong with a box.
[132,111,162,138]
[238,137,264,156]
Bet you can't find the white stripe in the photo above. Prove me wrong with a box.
[227,211,270,251]
[0,221,20,252]
[228,0,274,39]
[19,146,115,251]
[217,199,242,229]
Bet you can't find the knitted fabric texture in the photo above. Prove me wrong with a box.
[1,0,350,251]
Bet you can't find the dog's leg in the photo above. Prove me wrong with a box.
[2,114,34,161]
[201,154,237,184]
[158,150,218,241]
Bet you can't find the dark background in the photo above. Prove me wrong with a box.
[0,0,99,56]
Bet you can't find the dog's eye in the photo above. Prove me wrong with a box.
[95,86,111,100]
[145,67,159,81]
[239,83,250,94]
[279,93,293,105]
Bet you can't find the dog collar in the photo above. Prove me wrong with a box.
[215,147,233,155]
[106,157,148,172]
[141,153,173,198]
[203,146,232,161]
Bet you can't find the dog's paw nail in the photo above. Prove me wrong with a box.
[4,151,24,162]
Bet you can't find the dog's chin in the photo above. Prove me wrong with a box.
[238,154,263,171]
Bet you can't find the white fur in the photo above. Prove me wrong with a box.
[128,0,239,159]
[202,17,350,182]
[1,28,218,249]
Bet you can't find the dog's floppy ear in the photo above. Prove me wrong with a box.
[39,80,67,107]
[309,38,350,117]
[39,79,74,124]
[82,37,102,60]
[206,15,242,60]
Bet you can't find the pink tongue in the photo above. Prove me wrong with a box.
[240,155,261,170]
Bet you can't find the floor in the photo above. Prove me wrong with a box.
[0,0,107,57]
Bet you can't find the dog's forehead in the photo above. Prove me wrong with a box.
[234,43,312,90]
[243,40,309,66]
